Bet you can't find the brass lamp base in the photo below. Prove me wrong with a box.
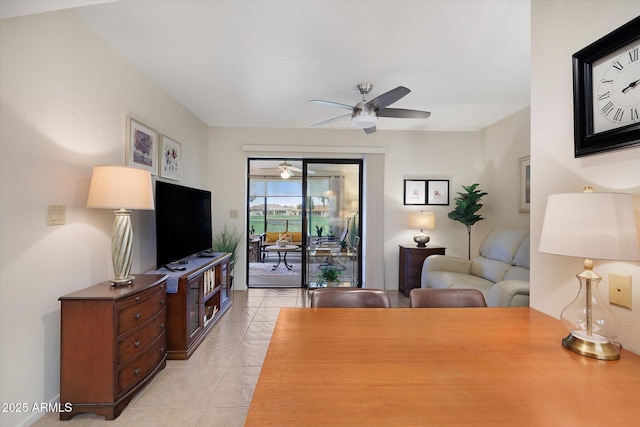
[110,276,134,286]
[413,230,430,248]
[562,333,620,361]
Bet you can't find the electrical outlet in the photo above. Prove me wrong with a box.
[609,273,632,310]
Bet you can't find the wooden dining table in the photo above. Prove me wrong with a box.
[244,307,640,426]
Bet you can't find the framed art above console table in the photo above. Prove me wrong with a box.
[572,16,640,157]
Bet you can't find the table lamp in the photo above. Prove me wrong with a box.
[409,211,435,247]
[87,166,155,285]
[539,188,640,360]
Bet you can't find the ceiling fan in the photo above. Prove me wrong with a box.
[259,161,310,179]
[310,83,431,134]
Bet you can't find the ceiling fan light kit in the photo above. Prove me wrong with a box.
[310,83,430,134]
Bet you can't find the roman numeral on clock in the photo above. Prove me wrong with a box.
[631,108,639,121]
[613,108,624,122]
[598,91,610,101]
[612,60,624,71]
[601,101,615,116]
[629,47,639,63]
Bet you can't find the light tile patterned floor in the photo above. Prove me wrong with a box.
[33,288,409,426]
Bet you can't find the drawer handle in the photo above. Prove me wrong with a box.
[159,347,164,353]
[134,341,141,348]
[136,296,141,302]
[134,313,141,320]
[159,299,165,305]
[134,368,140,376]
[159,323,165,329]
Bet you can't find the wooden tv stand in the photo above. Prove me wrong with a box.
[163,252,232,359]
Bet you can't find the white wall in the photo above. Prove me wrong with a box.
[531,1,640,353]
[0,11,209,427]
[209,114,529,292]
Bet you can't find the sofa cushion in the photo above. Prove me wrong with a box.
[470,256,512,283]
[424,271,494,289]
[504,266,529,281]
[265,231,281,242]
[479,228,529,264]
[450,282,495,298]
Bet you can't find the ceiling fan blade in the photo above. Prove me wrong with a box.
[310,100,355,110]
[363,126,376,134]
[310,114,351,128]
[377,108,431,119]
[365,86,410,111]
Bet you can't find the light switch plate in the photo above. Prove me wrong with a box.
[47,205,66,226]
[609,273,632,310]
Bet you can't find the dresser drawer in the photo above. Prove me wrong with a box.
[118,332,166,394]
[118,308,166,365]
[406,252,428,267]
[118,285,166,334]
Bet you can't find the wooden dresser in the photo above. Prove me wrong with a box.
[59,274,168,420]
[398,245,446,296]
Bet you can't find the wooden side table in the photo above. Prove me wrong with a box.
[398,245,446,296]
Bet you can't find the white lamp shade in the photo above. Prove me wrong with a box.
[539,192,640,261]
[87,166,154,210]
[409,211,436,230]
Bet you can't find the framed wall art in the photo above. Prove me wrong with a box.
[519,155,530,213]
[126,117,158,174]
[159,134,182,181]
[403,179,427,205]
[572,16,640,157]
[426,180,449,205]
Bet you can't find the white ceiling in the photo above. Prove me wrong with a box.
[2,0,531,132]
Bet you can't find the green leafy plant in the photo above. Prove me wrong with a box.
[319,265,341,283]
[448,183,488,260]
[212,225,243,273]
[314,225,324,237]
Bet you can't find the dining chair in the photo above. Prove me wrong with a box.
[310,288,391,308]
[409,288,487,308]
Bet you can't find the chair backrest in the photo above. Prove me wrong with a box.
[409,288,487,308]
[310,288,391,308]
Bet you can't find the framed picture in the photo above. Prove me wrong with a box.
[572,16,640,157]
[159,134,182,181]
[403,179,427,205]
[519,156,530,213]
[126,117,158,174]
[426,180,449,205]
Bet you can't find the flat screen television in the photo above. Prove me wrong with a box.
[155,181,213,267]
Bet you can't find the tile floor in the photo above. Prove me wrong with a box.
[33,288,409,427]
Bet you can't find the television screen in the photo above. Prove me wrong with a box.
[155,181,212,267]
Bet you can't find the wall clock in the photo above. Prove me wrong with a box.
[573,16,640,157]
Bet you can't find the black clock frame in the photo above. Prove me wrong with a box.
[572,16,640,157]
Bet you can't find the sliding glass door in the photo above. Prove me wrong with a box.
[247,158,362,288]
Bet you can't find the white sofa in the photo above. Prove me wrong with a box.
[420,228,530,307]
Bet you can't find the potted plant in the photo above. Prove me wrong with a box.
[318,265,342,284]
[212,224,243,275]
[448,183,488,260]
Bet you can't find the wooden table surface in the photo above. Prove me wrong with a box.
[245,308,640,426]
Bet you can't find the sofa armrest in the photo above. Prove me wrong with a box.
[422,255,472,275]
[486,280,530,307]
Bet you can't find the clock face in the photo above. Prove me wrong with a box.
[592,42,640,133]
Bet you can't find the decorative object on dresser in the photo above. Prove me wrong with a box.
[398,244,446,297]
[147,252,232,360]
[408,211,435,247]
[572,16,640,157]
[539,189,640,360]
[59,274,168,421]
[86,166,155,285]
